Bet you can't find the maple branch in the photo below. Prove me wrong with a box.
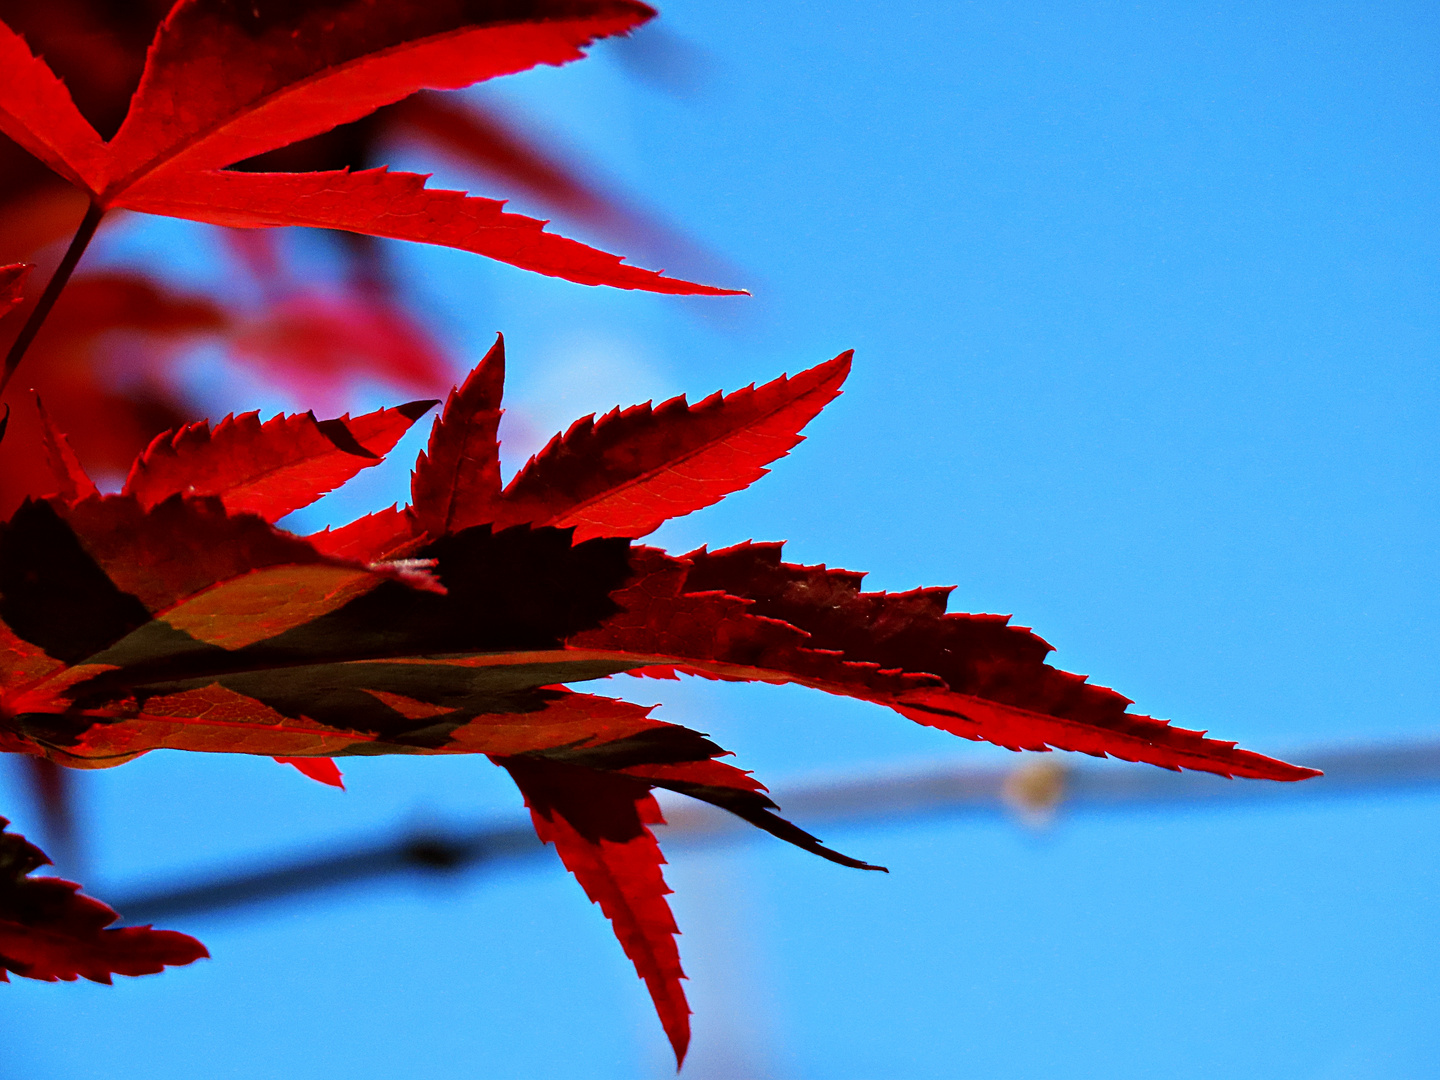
[104,737,1438,923]
[0,200,105,395]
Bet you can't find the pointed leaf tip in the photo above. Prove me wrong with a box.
[397,398,442,421]
[501,757,690,1065]
[0,26,106,193]
[3,9,737,295]
[275,757,346,789]
[34,395,99,504]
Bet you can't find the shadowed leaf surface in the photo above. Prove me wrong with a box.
[1,351,1311,787]
[570,546,1319,782]
[676,543,1323,779]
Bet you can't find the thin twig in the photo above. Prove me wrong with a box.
[0,200,105,396]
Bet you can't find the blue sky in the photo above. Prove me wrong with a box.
[2,1,1437,1076]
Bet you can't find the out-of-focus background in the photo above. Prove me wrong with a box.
[1,1,1437,1076]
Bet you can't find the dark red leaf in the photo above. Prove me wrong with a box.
[574,544,1321,782]
[0,341,1322,1052]
[53,495,359,616]
[0,816,206,983]
[115,168,743,294]
[4,684,669,769]
[0,350,1320,794]
[0,495,410,687]
[0,268,457,523]
[443,690,669,758]
[528,724,883,871]
[0,507,638,762]
[124,400,438,522]
[496,711,881,1066]
[499,755,690,1067]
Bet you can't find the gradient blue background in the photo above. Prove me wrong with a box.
[2,1,1437,1076]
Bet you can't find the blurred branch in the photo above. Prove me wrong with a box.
[111,825,546,924]
[108,737,1440,924]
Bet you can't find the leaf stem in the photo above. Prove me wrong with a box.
[0,200,105,395]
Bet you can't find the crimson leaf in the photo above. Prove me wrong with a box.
[0,816,207,982]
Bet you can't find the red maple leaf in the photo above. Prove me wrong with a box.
[0,338,1317,1064]
[0,816,206,983]
[0,1,700,269]
[0,1,738,296]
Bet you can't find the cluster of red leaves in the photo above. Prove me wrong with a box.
[0,299,1318,1060]
[0,1,723,520]
[0,1,1322,1068]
